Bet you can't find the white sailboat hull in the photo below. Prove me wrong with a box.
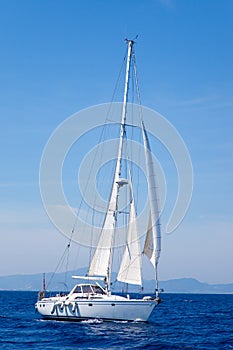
[36,297,157,322]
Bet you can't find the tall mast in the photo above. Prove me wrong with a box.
[88,40,134,293]
[116,39,134,179]
[106,39,134,292]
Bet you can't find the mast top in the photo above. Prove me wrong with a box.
[125,35,138,46]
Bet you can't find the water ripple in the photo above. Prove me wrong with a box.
[0,292,233,349]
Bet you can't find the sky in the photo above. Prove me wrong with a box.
[0,0,233,284]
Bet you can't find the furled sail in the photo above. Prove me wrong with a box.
[117,174,142,286]
[141,121,161,268]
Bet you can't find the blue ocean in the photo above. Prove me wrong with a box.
[0,291,233,349]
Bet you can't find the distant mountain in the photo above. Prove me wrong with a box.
[0,271,232,294]
[0,269,87,292]
[158,278,233,294]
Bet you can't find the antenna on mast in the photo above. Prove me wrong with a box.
[124,35,138,45]
[43,272,46,292]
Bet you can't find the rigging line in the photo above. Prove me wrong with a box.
[72,48,128,241]
[89,206,95,270]
[131,47,145,214]
[89,50,128,198]
[71,121,107,240]
[79,48,129,280]
[122,45,142,211]
[46,244,71,290]
[65,241,71,285]
[132,52,162,216]
[130,60,135,168]
[72,238,82,272]
[131,47,143,117]
[89,50,127,209]
[108,48,128,106]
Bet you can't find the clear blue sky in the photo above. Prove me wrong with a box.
[0,0,232,283]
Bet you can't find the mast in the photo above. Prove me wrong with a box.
[88,40,134,293]
[114,39,134,181]
[43,272,46,292]
[106,39,134,291]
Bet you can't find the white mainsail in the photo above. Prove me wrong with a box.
[141,121,161,268]
[117,174,142,286]
[88,179,118,277]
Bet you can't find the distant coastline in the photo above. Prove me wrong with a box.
[0,270,233,294]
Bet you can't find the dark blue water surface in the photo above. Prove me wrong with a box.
[0,292,233,349]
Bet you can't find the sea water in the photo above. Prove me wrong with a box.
[0,291,233,349]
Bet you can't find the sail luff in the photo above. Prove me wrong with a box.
[141,121,161,268]
[88,41,134,291]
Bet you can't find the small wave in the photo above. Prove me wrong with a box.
[81,318,103,324]
[35,319,53,323]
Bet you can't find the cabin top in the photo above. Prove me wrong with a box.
[69,283,106,296]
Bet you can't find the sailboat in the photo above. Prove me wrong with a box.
[35,39,162,322]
